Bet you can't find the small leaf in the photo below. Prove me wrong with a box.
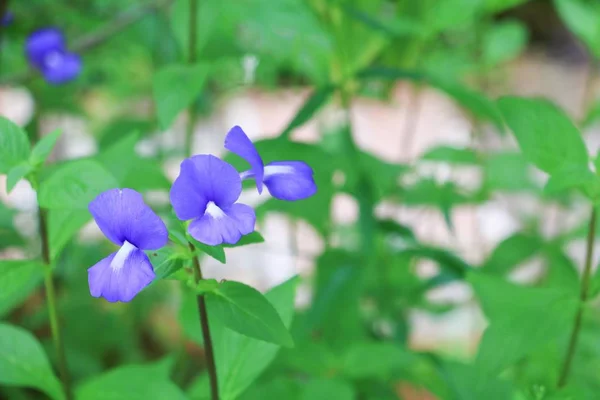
[482,20,528,66]
[195,278,219,295]
[208,281,294,347]
[0,260,44,317]
[150,247,187,280]
[222,232,265,248]
[6,162,32,193]
[76,362,187,400]
[483,232,543,276]
[0,323,64,400]
[497,96,589,175]
[153,63,210,129]
[554,0,600,58]
[421,145,479,165]
[30,129,62,166]
[0,117,30,174]
[38,159,119,210]
[192,239,226,264]
[280,86,335,139]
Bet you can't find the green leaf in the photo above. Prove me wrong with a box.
[0,117,30,174]
[193,277,297,400]
[38,159,119,210]
[497,96,589,174]
[544,163,600,199]
[193,239,227,264]
[0,203,23,250]
[483,151,537,192]
[469,272,578,375]
[483,232,543,275]
[0,260,44,317]
[340,341,412,379]
[0,323,64,400]
[48,209,91,261]
[153,63,210,129]
[554,0,600,59]
[280,86,335,139]
[222,231,265,248]
[150,246,187,280]
[441,361,515,400]
[97,131,170,191]
[208,281,294,347]
[420,145,479,165]
[76,362,186,400]
[300,378,355,400]
[6,162,32,193]
[29,129,62,166]
[482,20,528,66]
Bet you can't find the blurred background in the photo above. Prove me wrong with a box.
[2,0,600,399]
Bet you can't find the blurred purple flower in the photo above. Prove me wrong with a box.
[170,154,256,246]
[25,28,81,84]
[88,189,168,303]
[225,126,317,201]
[1,11,13,26]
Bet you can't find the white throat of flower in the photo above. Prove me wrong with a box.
[44,50,64,69]
[264,165,294,178]
[111,240,136,271]
[206,201,226,219]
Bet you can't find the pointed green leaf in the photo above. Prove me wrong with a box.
[208,281,294,347]
[555,0,600,59]
[38,159,119,209]
[30,129,62,166]
[153,63,210,129]
[0,323,64,400]
[6,162,32,193]
[0,117,30,174]
[497,96,589,174]
[0,260,44,317]
[222,232,265,248]
[280,86,335,139]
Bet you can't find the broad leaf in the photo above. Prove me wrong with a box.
[208,281,294,347]
[0,260,44,317]
[340,341,412,379]
[483,232,543,276]
[30,129,62,166]
[0,323,64,400]
[76,361,186,400]
[497,97,589,175]
[300,378,355,400]
[38,159,119,210]
[150,246,187,280]
[153,63,210,129]
[544,163,600,199]
[469,272,578,375]
[0,117,30,174]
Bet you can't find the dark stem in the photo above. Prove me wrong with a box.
[0,0,174,85]
[558,206,596,387]
[189,243,219,400]
[38,208,72,400]
[184,0,198,157]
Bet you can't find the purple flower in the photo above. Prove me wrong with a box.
[25,28,81,84]
[1,11,13,27]
[88,189,168,303]
[170,154,256,246]
[224,126,317,201]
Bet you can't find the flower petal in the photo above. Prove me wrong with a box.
[88,247,155,303]
[224,126,264,193]
[170,155,241,222]
[188,202,256,246]
[41,52,81,84]
[89,188,168,250]
[26,28,65,67]
[264,161,317,201]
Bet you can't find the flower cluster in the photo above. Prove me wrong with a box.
[88,127,316,302]
[26,28,81,84]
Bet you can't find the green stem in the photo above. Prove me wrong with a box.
[38,207,72,400]
[189,243,219,400]
[184,0,198,158]
[558,206,596,387]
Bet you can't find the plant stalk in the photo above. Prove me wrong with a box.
[189,243,219,400]
[184,0,198,158]
[558,206,596,387]
[38,207,72,400]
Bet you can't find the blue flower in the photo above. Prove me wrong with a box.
[88,189,168,303]
[224,126,317,201]
[26,28,81,84]
[170,154,256,246]
[1,11,14,27]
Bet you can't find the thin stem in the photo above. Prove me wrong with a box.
[558,206,596,387]
[0,0,174,85]
[189,243,219,400]
[184,0,198,158]
[38,208,72,400]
